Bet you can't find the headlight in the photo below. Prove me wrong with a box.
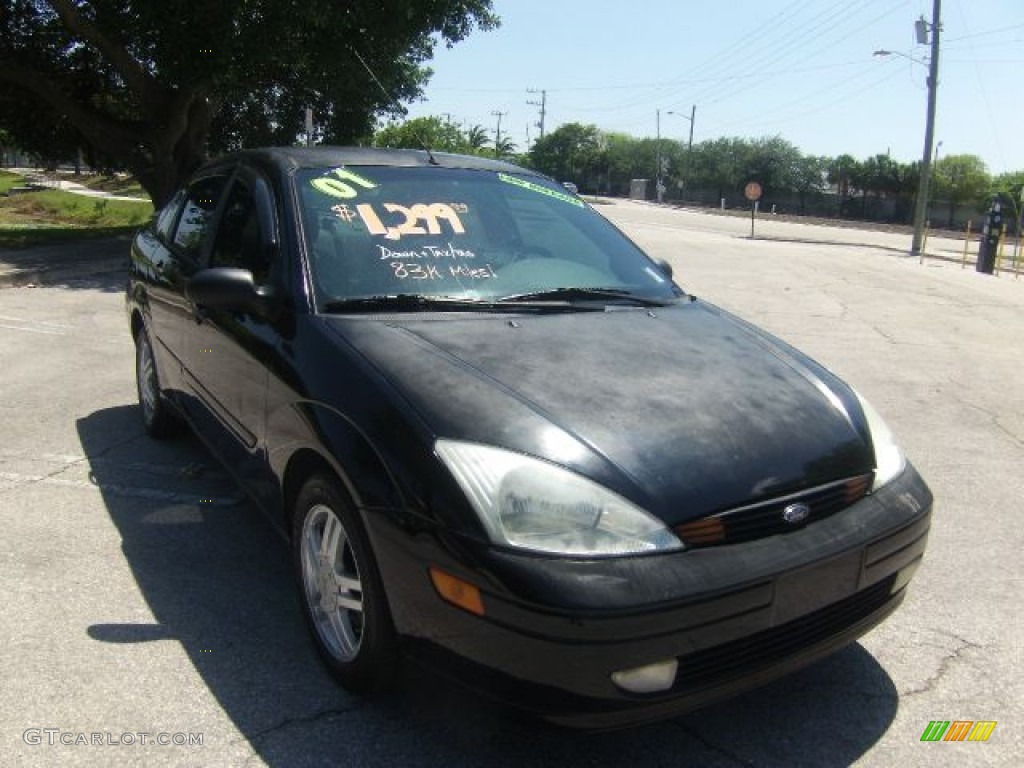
[853,390,906,491]
[435,439,684,557]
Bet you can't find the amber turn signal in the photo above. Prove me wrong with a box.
[429,567,485,616]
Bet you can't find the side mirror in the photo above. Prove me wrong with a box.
[186,267,276,317]
[655,258,673,280]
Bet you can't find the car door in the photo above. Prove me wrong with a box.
[147,176,231,400]
[183,167,282,497]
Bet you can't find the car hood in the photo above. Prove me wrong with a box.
[322,301,873,524]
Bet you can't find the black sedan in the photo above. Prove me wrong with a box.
[126,147,931,728]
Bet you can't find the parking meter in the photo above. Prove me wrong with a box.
[976,198,1003,274]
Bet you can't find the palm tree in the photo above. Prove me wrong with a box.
[464,124,489,152]
[494,136,517,159]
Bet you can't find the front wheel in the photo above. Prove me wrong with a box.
[292,474,397,693]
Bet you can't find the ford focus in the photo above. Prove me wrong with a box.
[126,147,931,728]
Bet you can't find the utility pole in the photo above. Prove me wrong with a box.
[491,110,507,159]
[656,109,663,203]
[527,89,547,141]
[911,0,941,256]
[686,104,696,200]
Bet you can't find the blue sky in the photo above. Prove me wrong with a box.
[404,0,1024,174]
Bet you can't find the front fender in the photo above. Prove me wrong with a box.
[267,399,406,516]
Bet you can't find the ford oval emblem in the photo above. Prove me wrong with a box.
[782,503,811,525]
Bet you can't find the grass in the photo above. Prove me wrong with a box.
[0,171,24,195]
[0,179,153,249]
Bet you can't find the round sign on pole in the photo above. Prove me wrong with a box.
[745,181,763,201]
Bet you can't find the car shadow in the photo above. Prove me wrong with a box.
[77,404,900,767]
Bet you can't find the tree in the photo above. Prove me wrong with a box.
[742,136,802,196]
[689,137,750,202]
[0,1,498,206]
[601,132,645,195]
[932,154,990,227]
[374,117,466,153]
[464,124,489,152]
[529,123,603,190]
[493,134,518,160]
[791,155,829,214]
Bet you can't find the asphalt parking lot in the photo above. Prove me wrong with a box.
[1,201,1020,766]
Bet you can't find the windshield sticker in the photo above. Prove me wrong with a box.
[311,167,378,199]
[498,173,585,207]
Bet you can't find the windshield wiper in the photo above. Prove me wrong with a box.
[322,294,499,313]
[496,287,675,307]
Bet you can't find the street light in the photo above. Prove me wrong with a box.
[667,106,697,200]
[666,106,696,153]
[873,0,941,256]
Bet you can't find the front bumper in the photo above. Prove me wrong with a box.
[370,462,932,729]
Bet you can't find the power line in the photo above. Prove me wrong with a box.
[944,21,1024,43]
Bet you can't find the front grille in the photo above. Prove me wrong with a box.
[675,473,873,548]
[672,575,895,692]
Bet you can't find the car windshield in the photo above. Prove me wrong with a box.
[296,165,682,308]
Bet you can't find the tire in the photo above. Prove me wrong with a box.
[135,326,176,438]
[292,473,397,693]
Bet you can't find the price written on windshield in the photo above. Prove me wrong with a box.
[330,201,467,241]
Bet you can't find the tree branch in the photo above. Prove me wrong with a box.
[45,0,167,113]
[0,61,143,161]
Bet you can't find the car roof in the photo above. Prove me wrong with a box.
[207,146,540,177]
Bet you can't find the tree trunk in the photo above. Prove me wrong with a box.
[137,92,212,208]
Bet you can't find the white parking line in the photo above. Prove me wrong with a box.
[0,314,73,328]
[0,322,67,335]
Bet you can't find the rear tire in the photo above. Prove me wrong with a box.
[292,473,397,693]
[135,326,176,438]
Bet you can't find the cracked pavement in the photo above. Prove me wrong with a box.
[1,203,1020,766]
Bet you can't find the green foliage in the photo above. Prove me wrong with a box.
[687,137,750,197]
[464,125,490,151]
[0,1,499,206]
[0,171,25,195]
[375,117,467,152]
[528,123,604,189]
[932,154,990,226]
[372,116,516,158]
